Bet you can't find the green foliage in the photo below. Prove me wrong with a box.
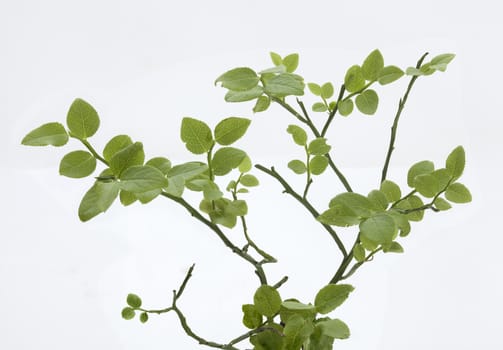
[253,285,282,318]
[362,49,384,81]
[21,122,68,146]
[78,181,119,222]
[214,117,251,146]
[110,142,145,176]
[283,315,314,350]
[446,145,465,180]
[344,65,365,93]
[314,284,354,315]
[360,213,397,244]
[338,99,354,116]
[240,174,259,187]
[253,96,271,113]
[380,180,401,202]
[121,307,135,320]
[445,183,472,203]
[317,319,350,339]
[308,138,331,155]
[264,73,305,97]
[242,304,263,329]
[139,312,149,323]
[59,150,96,178]
[119,165,168,193]
[145,157,172,175]
[103,135,133,162]
[212,147,247,176]
[127,293,142,308]
[288,160,307,174]
[355,89,379,115]
[310,155,329,175]
[225,86,263,102]
[407,160,434,187]
[66,98,100,140]
[377,66,404,85]
[181,117,214,154]
[215,67,259,91]
[287,125,308,146]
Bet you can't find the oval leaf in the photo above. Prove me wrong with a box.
[362,49,384,81]
[445,183,472,203]
[119,165,169,193]
[355,89,379,115]
[407,160,434,187]
[315,284,354,314]
[377,65,404,85]
[110,142,145,176]
[214,117,251,146]
[66,98,100,140]
[360,213,397,244]
[446,145,465,180]
[181,117,214,154]
[59,150,97,178]
[21,122,68,147]
[212,147,247,176]
[78,181,119,222]
[344,65,365,93]
[215,67,259,91]
[103,135,133,162]
[253,285,282,318]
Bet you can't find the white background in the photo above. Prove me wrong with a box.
[2,0,502,349]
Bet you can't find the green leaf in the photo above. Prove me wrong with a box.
[253,96,271,113]
[283,315,314,350]
[283,53,299,73]
[78,181,119,222]
[308,138,331,155]
[103,135,133,162]
[136,189,161,204]
[110,142,145,176]
[430,53,455,71]
[407,160,434,187]
[287,125,308,146]
[420,63,436,75]
[355,89,379,115]
[317,205,360,227]
[360,213,397,244]
[329,192,374,218]
[413,173,440,198]
[446,145,465,180]
[164,175,185,197]
[180,117,214,154]
[59,150,96,178]
[314,284,354,315]
[167,162,208,181]
[406,67,423,76]
[259,65,287,74]
[242,304,263,329]
[215,67,259,91]
[338,99,354,117]
[432,168,452,190]
[264,73,305,97]
[312,102,328,113]
[253,285,282,318]
[225,200,248,216]
[380,180,402,203]
[225,86,264,102]
[250,326,284,350]
[307,325,335,350]
[434,197,452,211]
[139,312,148,323]
[288,160,307,174]
[21,122,68,146]
[282,301,316,312]
[214,117,251,146]
[353,244,366,262]
[145,157,172,175]
[310,155,329,175]
[119,165,168,193]
[362,49,384,81]
[367,190,388,211]
[394,195,425,222]
[445,183,472,203]
[344,65,365,93]
[238,156,252,173]
[321,82,334,99]
[308,83,322,96]
[66,98,100,139]
[127,293,142,308]
[121,307,135,320]
[270,52,283,66]
[383,241,404,253]
[377,65,404,85]
[240,174,259,187]
[119,190,137,206]
[212,147,247,176]
[318,318,350,339]
[360,233,378,250]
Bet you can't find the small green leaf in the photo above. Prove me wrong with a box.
[240,174,259,187]
[250,326,284,350]
[164,175,185,197]
[338,99,354,117]
[413,173,440,198]
[78,181,119,222]
[321,82,334,99]
[308,83,322,96]
[212,147,247,176]
[406,67,423,76]
[367,190,388,211]
[214,117,251,146]
[407,160,434,187]
[388,211,411,237]
[225,86,263,102]
[225,199,248,216]
[287,125,308,146]
[445,183,472,203]
[110,142,145,176]
[119,190,137,206]
[242,304,263,329]
[288,160,307,174]
[215,67,259,91]
[380,180,402,203]
[283,53,299,73]
[329,192,374,218]
[360,213,397,244]
[283,315,314,350]
[344,65,365,93]
[103,135,133,162]
[310,155,329,175]
[281,301,316,312]
[355,89,379,115]
[317,205,360,227]
[127,293,142,308]
[430,53,455,71]
[139,312,148,323]
[318,319,350,339]
[432,168,452,190]
[308,138,331,155]
[315,284,354,315]
[119,165,168,193]
[253,285,282,318]
[181,117,214,154]
[167,162,208,181]
[66,98,100,140]
[394,195,425,222]
[383,241,404,253]
[362,49,384,81]
[21,122,68,146]
[434,197,452,211]
[353,243,366,262]
[259,65,287,74]
[360,233,378,250]
[312,102,328,113]
[121,307,135,320]
[446,146,465,180]
[136,189,161,204]
[270,52,283,66]
[264,73,305,97]
[377,65,404,85]
[253,96,271,113]
[59,150,96,178]
[238,156,252,173]
[145,157,172,175]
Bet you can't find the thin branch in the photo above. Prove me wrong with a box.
[79,138,109,165]
[380,52,429,184]
[321,84,345,137]
[255,164,348,257]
